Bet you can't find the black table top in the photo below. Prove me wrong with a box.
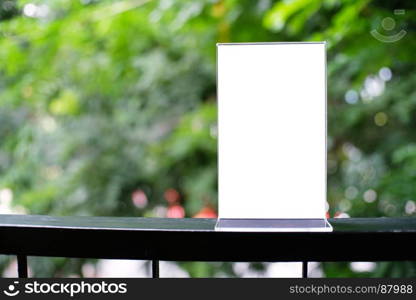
[1,214,415,262]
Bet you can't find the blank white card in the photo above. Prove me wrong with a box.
[217,42,326,219]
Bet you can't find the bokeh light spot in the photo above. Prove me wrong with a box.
[193,206,217,218]
[350,262,376,273]
[344,90,359,104]
[345,186,358,200]
[374,112,388,126]
[379,67,392,81]
[131,189,148,209]
[164,188,180,205]
[167,204,185,218]
[405,200,416,215]
[363,189,377,203]
[381,17,395,31]
[23,3,49,18]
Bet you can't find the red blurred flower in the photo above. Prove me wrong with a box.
[167,204,185,218]
[193,206,217,218]
[164,188,180,205]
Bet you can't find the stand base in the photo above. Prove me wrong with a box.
[215,218,333,232]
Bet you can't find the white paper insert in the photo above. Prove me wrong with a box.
[217,43,326,219]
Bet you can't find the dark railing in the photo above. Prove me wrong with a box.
[1,214,415,278]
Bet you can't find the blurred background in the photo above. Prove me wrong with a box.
[0,0,415,277]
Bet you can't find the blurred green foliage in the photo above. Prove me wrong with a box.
[0,0,415,277]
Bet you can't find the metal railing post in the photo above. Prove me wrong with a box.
[152,259,159,278]
[17,255,28,278]
[302,261,308,278]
